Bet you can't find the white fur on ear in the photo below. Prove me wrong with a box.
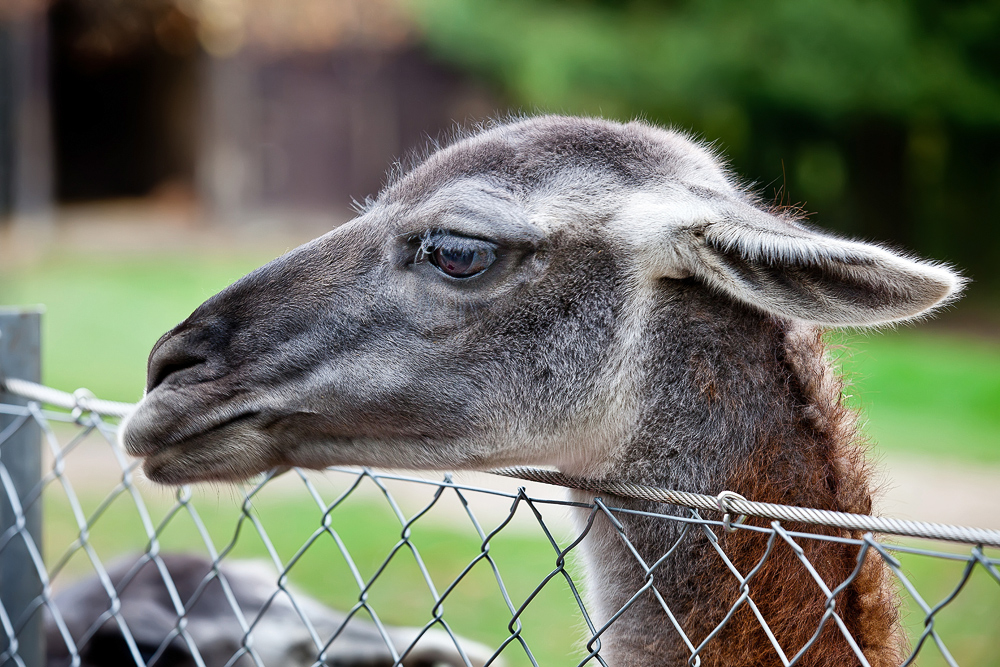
[621,191,965,327]
[616,189,708,280]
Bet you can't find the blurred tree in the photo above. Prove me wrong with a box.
[408,0,1000,295]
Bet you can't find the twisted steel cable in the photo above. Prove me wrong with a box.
[488,467,1000,548]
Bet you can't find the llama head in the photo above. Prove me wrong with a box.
[121,116,963,484]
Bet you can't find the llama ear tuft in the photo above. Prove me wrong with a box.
[656,210,965,327]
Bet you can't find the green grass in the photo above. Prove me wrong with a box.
[832,330,1000,464]
[837,328,1000,463]
[45,481,590,667]
[895,544,1000,667]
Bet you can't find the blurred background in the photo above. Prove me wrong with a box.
[2,0,997,454]
[0,1,998,664]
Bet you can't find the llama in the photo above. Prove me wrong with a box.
[45,553,494,667]
[122,115,963,666]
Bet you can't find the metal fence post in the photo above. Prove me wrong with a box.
[0,307,43,667]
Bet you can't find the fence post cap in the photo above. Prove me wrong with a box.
[0,305,46,316]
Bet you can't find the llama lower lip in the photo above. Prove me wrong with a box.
[139,412,270,484]
[123,402,269,484]
[141,445,259,484]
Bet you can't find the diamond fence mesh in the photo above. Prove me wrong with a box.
[1,319,999,666]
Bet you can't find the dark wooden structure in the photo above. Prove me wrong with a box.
[2,0,496,226]
[0,5,52,223]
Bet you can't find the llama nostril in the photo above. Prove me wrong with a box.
[147,349,207,392]
[148,352,206,392]
[147,338,209,393]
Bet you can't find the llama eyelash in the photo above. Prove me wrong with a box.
[413,228,449,264]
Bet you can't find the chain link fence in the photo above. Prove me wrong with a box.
[2,312,999,667]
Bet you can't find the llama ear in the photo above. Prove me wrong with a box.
[659,212,964,327]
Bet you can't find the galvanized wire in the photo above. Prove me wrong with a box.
[3,376,999,547]
[1,379,999,667]
[488,467,1000,548]
[0,377,134,419]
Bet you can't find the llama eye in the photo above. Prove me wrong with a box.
[429,239,496,278]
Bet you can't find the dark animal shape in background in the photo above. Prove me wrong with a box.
[45,553,494,667]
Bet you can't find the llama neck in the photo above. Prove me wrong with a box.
[569,296,903,667]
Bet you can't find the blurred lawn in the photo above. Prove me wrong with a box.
[2,249,998,462]
[832,331,1000,464]
[0,250,277,402]
[45,482,590,667]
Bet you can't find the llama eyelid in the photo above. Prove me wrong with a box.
[415,230,496,258]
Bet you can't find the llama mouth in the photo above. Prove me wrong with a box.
[141,445,265,484]
[121,395,270,479]
[176,409,263,445]
[135,411,274,484]
[122,390,262,450]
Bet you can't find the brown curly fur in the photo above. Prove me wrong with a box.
[685,327,905,667]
